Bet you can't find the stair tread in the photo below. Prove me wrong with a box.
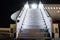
[18,37,50,39]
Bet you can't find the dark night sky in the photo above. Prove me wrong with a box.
[0,0,60,28]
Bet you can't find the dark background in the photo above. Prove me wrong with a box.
[0,0,60,28]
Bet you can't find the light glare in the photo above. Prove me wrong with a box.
[24,2,29,8]
[39,4,43,9]
[31,3,37,9]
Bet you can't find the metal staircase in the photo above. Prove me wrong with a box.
[17,9,51,40]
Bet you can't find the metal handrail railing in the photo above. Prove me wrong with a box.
[40,7,52,38]
[40,9,48,29]
[20,9,28,33]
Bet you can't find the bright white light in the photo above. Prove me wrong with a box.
[53,7,55,9]
[39,2,44,9]
[24,2,29,8]
[56,7,58,9]
[48,7,50,9]
[31,3,37,9]
[39,4,43,9]
[50,7,53,9]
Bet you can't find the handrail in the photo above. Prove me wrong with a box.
[16,2,29,37]
[19,9,28,33]
[17,7,25,32]
[40,8,52,38]
[20,9,28,31]
[40,9,51,37]
[44,5,51,17]
[40,9,48,29]
[18,7,25,18]
[44,9,50,17]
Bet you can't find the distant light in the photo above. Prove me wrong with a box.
[56,7,58,9]
[50,7,53,9]
[31,3,37,9]
[53,7,55,9]
[48,7,50,9]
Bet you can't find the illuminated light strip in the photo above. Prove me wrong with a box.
[44,7,60,9]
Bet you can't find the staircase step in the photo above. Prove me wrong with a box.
[20,29,48,32]
[19,33,48,37]
[20,31,48,34]
[18,36,50,39]
[22,25,46,29]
